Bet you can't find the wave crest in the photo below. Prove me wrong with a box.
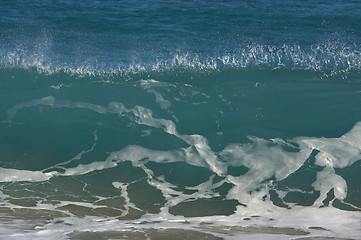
[1,43,360,76]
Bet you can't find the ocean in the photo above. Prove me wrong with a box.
[0,0,361,239]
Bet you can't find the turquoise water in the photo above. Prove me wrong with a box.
[1,1,361,239]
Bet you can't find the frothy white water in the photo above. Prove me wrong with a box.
[0,167,56,182]
[0,206,360,240]
[2,97,361,204]
[1,96,361,239]
[296,123,361,207]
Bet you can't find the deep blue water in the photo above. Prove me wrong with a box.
[0,1,361,239]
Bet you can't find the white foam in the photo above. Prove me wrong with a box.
[3,97,361,211]
[4,96,56,123]
[140,79,173,110]
[219,137,311,206]
[0,205,359,240]
[1,97,361,240]
[112,182,142,216]
[0,167,55,182]
[49,83,72,90]
[294,122,361,206]
[296,122,361,169]
[313,166,347,205]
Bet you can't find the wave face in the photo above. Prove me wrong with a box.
[1,1,361,239]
